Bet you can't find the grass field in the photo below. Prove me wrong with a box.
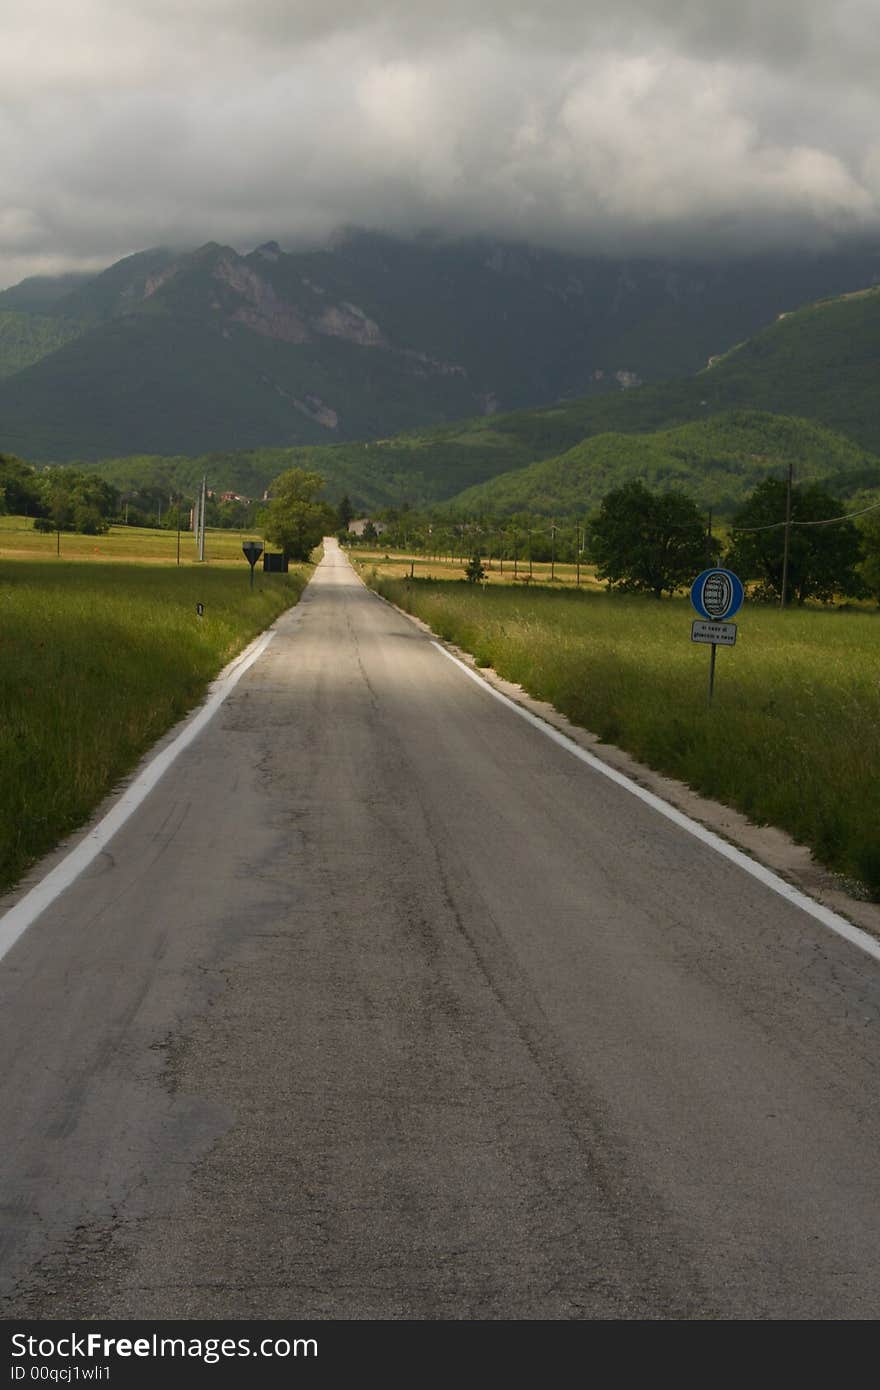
[365,568,880,900]
[349,545,607,588]
[0,515,265,564]
[0,542,309,894]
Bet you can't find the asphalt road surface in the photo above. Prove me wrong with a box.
[2,540,879,1320]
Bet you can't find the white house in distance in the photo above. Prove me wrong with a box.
[348,518,388,537]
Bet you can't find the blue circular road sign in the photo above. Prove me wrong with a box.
[691,568,744,621]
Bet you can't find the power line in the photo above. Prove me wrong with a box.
[734,497,880,533]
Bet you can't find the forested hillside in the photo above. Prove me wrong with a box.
[0,311,83,378]
[443,412,880,518]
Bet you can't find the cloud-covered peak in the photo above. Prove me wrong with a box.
[2,1,879,286]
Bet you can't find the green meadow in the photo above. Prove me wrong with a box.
[367,572,880,900]
[0,545,309,893]
[0,514,262,564]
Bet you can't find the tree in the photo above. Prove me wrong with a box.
[39,471,75,553]
[464,552,486,583]
[263,468,336,561]
[857,508,880,603]
[728,479,864,604]
[37,469,117,537]
[336,493,354,532]
[0,454,44,517]
[588,480,716,598]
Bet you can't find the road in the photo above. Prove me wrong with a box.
[1,540,879,1320]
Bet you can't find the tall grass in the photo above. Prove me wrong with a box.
[0,561,308,893]
[371,576,880,899]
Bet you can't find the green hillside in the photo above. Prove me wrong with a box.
[695,287,880,446]
[0,311,84,378]
[0,311,484,464]
[443,411,880,518]
[85,407,880,523]
[88,425,538,512]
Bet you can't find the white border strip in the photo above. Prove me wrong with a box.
[0,626,277,965]
[431,640,880,965]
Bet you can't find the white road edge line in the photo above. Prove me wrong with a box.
[0,626,278,966]
[431,639,880,965]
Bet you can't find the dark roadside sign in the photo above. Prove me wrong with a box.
[242,540,264,588]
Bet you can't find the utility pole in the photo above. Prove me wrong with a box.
[706,508,713,565]
[176,494,181,567]
[576,521,581,586]
[199,476,207,562]
[780,462,793,610]
[550,521,556,582]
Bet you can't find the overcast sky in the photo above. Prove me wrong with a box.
[2,0,880,287]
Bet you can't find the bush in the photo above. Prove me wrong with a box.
[464,552,486,583]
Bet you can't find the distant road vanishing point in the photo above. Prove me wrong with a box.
[1,539,879,1319]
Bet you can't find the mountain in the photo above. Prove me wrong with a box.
[75,278,880,515]
[47,248,177,326]
[1,231,879,462]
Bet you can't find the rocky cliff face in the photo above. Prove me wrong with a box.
[133,242,471,431]
[214,254,311,344]
[2,230,878,461]
[314,301,384,347]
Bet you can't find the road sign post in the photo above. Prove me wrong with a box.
[242,540,264,589]
[690,569,744,702]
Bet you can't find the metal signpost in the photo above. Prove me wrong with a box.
[690,568,744,701]
[242,539,264,589]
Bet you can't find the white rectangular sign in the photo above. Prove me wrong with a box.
[691,620,737,646]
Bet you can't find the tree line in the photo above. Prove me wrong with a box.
[0,454,266,535]
[4,451,879,603]
[589,478,873,606]
[339,477,880,606]
[0,454,334,557]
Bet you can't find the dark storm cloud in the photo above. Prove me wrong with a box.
[1,1,879,286]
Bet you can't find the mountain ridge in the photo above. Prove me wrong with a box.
[2,231,880,461]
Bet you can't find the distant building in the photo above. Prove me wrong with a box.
[348,518,388,537]
[219,491,251,505]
